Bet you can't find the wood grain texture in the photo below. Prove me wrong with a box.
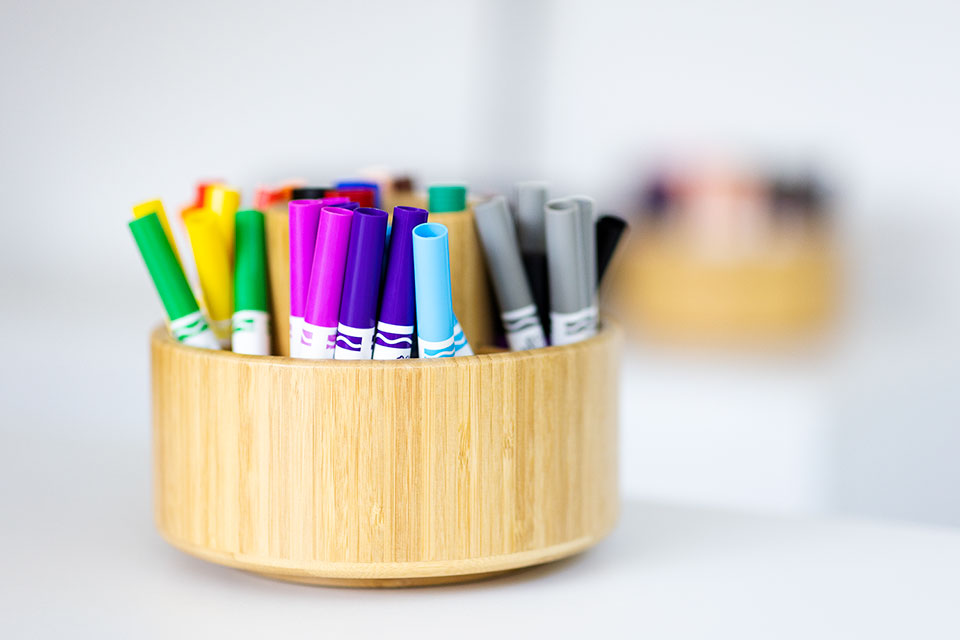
[263,206,494,357]
[151,324,621,585]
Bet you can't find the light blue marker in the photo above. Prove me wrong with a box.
[412,223,457,358]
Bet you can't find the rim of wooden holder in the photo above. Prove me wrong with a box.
[151,323,621,587]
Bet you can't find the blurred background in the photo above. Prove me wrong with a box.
[1,0,958,530]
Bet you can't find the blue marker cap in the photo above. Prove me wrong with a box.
[412,222,454,344]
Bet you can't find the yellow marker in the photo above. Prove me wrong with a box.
[133,199,180,264]
[203,184,241,253]
[184,208,233,347]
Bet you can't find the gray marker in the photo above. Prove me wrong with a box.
[545,196,598,345]
[474,196,547,351]
[515,182,551,335]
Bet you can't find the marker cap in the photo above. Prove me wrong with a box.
[412,222,454,343]
[428,184,467,213]
[327,188,376,208]
[290,187,330,200]
[474,195,536,313]
[204,184,241,249]
[288,199,323,318]
[183,208,233,325]
[339,207,388,330]
[545,196,597,314]
[133,199,180,264]
[336,181,381,208]
[380,206,428,327]
[304,206,354,327]
[129,213,200,321]
[234,210,268,312]
[515,182,549,252]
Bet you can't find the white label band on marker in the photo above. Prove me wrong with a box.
[334,323,375,360]
[550,305,598,346]
[298,322,337,360]
[373,321,414,360]
[289,315,303,358]
[232,310,271,356]
[170,311,220,350]
[501,304,547,351]
[452,322,473,357]
[419,334,456,359]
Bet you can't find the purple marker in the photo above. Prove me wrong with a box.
[288,196,349,357]
[334,207,388,359]
[298,206,354,359]
[373,206,428,359]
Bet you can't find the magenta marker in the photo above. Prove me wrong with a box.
[298,206,354,359]
[288,198,348,357]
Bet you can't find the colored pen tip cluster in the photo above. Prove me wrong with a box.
[129,173,627,360]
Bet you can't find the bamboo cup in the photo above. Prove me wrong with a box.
[151,323,621,587]
[264,205,494,357]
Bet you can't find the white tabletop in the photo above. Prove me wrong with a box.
[4,422,960,639]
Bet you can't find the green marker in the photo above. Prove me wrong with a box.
[428,184,467,213]
[129,213,220,349]
[232,210,271,355]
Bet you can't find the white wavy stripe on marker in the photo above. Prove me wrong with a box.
[298,322,337,359]
[373,321,415,360]
[170,310,221,350]
[289,315,303,357]
[550,305,598,346]
[452,322,473,357]
[232,309,270,355]
[334,323,375,360]
[419,334,455,359]
[501,304,547,351]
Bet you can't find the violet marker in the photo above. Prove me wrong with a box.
[298,206,354,359]
[287,197,348,357]
[373,206,428,360]
[334,207,388,359]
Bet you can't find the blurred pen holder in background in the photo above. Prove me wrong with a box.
[608,164,839,344]
[150,323,620,586]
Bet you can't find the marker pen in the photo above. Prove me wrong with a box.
[232,210,271,355]
[335,180,381,208]
[428,184,467,213]
[451,314,473,356]
[327,188,376,208]
[545,196,598,345]
[183,208,234,347]
[193,180,224,208]
[595,214,628,286]
[299,206,354,359]
[515,182,551,336]
[412,222,456,358]
[287,196,349,357]
[203,184,241,252]
[133,199,180,265]
[335,207,387,359]
[288,199,321,357]
[290,186,330,200]
[129,213,219,349]
[374,206,427,359]
[474,196,547,351]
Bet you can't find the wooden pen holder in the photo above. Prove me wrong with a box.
[151,324,621,587]
[264,205,494,357]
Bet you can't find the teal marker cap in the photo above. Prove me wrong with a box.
[412,222,454,342]
[129,213,200,321]
[234,209,269,312]
[428,184,467,213]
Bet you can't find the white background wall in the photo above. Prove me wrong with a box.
[1,0,958,525]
